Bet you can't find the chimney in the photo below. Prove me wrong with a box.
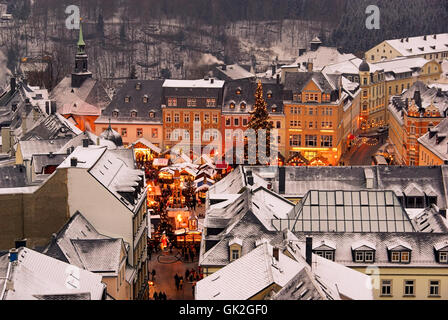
[273,247,279,262]
[66,148,71,155]
[246,170,254,186]
[276,74,280,85]
[70,157,78,167]
[279,167,286,194]
[15,239,27,249]
[406,38,409,42]
[9,248,18,262]
[423,35,427,40]
[306,237,313,267]
[210,78,214,84]
[271,63,276,77]
[413,90,422,108]
[307,60,313,72]
[434,34,437,39]
[222,65,227,71]
[82,139,90,148]
[10,77,16,92]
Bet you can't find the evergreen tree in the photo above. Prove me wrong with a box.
[246,81,274,163]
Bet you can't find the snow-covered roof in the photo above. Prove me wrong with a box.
[286,46,356,72]
[0,247,105,300]
[384,33,448,57]
[18,138,72,161]
[418,117,448,162]
[387,241,412,251]
[163,79,225,89]
[132,137,161,154]
[196,242,304,300]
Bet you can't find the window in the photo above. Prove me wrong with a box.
[291,107,301,115]
[131,110,137,118]
[231,250,240,260]
[236,88,242,95]
[143,95,148,103]
[401,251,410,263]
[121,128,127,137]
[240,103,246,110]
[230,102,235,109]
[194,113,200,122]
[381,280,392,296]
[439,252,448,263]
[354,250,375,262]
[212,114,218,124]
[112,110,119,118]
[204,113,210,124]
[404,280,415,296]
[315,250,334,261]
[290,120,301,128]
[234,118,239,126]
[429,280,440,297]
[355,251,364,262]
[242,118,248,126]
[391,252,400,262]
[152,128,158,138]
[149,112,155,118]
[225,117,231,127]
[289,135,301,147]
[168,98,177,107]
[184,113,190,123]
[276,121,281,129]
[321,135,333,147]
[187,98,197,107]
[165,113,172,123]
[174,113,180,123]
[305,135,318,147]
[124,96,131,103]
[206,98,216,107]
[137,128,143,138]
[267,91,272,99]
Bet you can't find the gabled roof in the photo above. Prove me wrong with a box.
[387,241,412,251]
[384,33,448,57]
[0,247,104,300]
[18,138,71,161]
[196,242,304,300]
[96,80,163,124]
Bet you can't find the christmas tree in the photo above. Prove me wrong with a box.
[246,81,274,163]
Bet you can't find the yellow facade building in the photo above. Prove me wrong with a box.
[418,117,448,166]
[366,33,448,63]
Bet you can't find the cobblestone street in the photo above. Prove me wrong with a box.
[148,248,199,300]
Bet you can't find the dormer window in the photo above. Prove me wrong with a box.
[229,102,235,109]
[352,241,376,263]
[240,102,246,110]
[388,242,412,263]
[131,110,137,118]
[149,111,155,118]
[112,110,119,118]
[143,95,149,103]
[313,240,336,261]
[136,82,141,90]
[236,88,242,95]
[125,96,131,103]
[267,91,273,99]
[229,237,243,262]
[434,242,448,263]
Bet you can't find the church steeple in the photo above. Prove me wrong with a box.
[77,21,86,54]
[71,19,92,88]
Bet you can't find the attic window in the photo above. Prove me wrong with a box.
[131,111,137,118]
[390,250,411,263]
[353,249,375,263]
[439,252,448,264]
[267,91,273,99]
[112,110,119,118]
[136,82,141,90]
[149,112,155,118]
[314,250,335,261]
[143,95,149,103]
[240,102,246,110]
[125,96,131,103]
[229,102,235,109]
[236,88,242,95]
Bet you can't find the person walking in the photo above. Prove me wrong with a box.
[174,273,179,291]
[153,291,159,300]
[179,276,184,290]
[192,282,196,298]
[185,269,190,281]
[151,269,156,282]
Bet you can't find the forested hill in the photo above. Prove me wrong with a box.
[328,0,448,54]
